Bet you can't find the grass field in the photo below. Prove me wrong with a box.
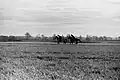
[0,42,120,80]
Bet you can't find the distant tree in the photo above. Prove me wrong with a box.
[52,34,56,41]
[41,34,45,38]
[98,36,103,41]
[79,35,83,40]
[40,34,48,42]
[52,34,56,37]
[103,36,107,40]
[25,32,32,40]
[86,35,91,42]
[8,35,16,41]
[0,36,8,42]
[95,36,99,41]
[118,36,120,40]
[92,36,99,41]
[36,34,41,40]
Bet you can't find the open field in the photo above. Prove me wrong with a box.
[0,42,120,80]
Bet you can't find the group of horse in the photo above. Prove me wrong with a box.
[53,34,82,44]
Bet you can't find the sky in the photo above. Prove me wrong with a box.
[1,0,120,37]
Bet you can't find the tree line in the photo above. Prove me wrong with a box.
[0,32,119,42]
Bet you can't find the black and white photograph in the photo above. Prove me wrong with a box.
[0,0,120,80]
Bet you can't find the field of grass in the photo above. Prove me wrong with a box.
[0,42,120,80]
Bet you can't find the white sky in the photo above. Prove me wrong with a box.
[1,0,120,37]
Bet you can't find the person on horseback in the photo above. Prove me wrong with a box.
[71,34,82,44]
[66,34,74,44]
[53,35,59,44]
[57,35,62,43]
[53,35,61,44]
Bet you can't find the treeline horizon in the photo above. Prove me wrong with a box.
[0,32,120,42]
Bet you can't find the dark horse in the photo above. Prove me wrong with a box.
[71,34,82,44]
[75,38,82,44]
[67,34,74,44]
[53,35,62,44]
[67,34,81,44]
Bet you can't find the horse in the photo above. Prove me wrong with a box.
[53,35,59,44]
[57,35,62,42]
[66,34,74,44]
[74,38,82,44]
[53,35,62,44]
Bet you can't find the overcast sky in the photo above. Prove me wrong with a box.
[1,0,120,37]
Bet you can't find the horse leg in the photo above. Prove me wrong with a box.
[76,41,78,44]
[75,39,78,44]
[71,40,73,44]
[70,40,72,44]
[63,40,66,44]
[65,39,67,44]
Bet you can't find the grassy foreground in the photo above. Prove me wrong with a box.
[0,42,120,80]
